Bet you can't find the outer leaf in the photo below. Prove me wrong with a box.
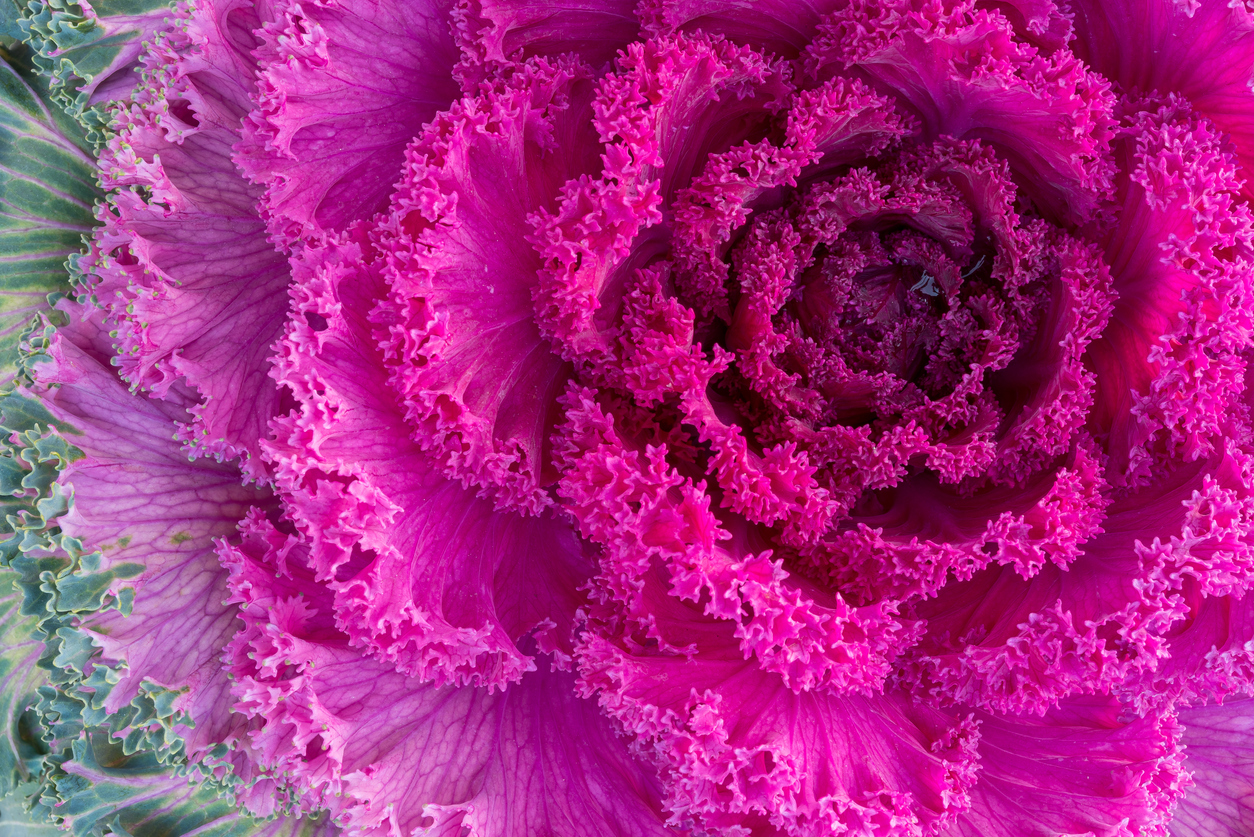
[8,308,278,779]
[0,319,338,837]
[0,783,60,837]
[0,568,52,797]
[18,0,177,141]
[1,9,24,41]
[0,45,97,385]
[38,732,336,837]
[0,392,75,809]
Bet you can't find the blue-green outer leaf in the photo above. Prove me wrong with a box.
[0,46,96,386]
[1,782,61,836]
[0,568,52,797]
[40,733,336,837]
[18,0,176,141]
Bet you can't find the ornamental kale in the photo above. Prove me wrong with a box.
[2,1,1254,836]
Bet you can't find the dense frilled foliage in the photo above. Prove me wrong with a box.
[4,0,1254,836]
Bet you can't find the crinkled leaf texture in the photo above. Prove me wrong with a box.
[18,0,179,142]
[0,784,61,837]
[39,732,337,837]
[8,0,1254,836]
[222,517,672,837]
[0,308,337,836]
[81,0,293,479]
[0,567,50,798]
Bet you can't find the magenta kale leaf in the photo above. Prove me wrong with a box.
[6,1,1254,836]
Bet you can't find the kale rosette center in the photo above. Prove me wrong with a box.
[717,140,1093,492]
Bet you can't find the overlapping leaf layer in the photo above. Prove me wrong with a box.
[5,1,1254,836]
